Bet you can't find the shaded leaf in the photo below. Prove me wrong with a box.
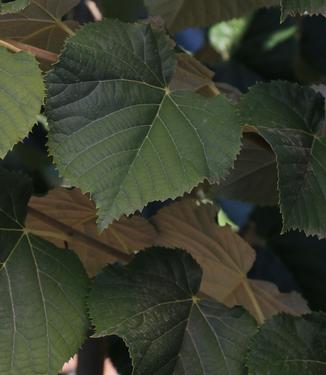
[144,0,279,32]
[0,169,89,375]
[46,19,241,231]
[0,0,80,55]
[0,0,29,14]
[239,81,326,238]
[247,312,326,374]
[170,53,219,96]
[281,0,326,21]
[26,187,157,275]
[89,247,257,374]
[0,48,44,158]
[152,199,309,322]
[210,134,278,206]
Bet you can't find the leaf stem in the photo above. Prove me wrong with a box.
[242,279,265,325]
[2,39,58,62]
[0,39,21,53]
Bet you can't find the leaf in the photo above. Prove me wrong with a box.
[0,0,80,54]
[0,0,29,14]
[239,81,326,238]
[26,187,157,275]
[46,19,242,231]
[152,199,310,322]
[210,134,278,206]
[0,48,44,159]
[0,169,89,375]
[281,0,326,21]
[170,53,219,96]
[89,247,257,374]
[247,312,326,374]
[144,0,279,32]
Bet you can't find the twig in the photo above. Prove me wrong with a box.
[1,39,58,62]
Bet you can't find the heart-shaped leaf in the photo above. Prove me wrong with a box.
[247,312,326,374]
[239,81,326,238]
[46,19,241,230]
[89,247,257,374]
[0,169,89,375]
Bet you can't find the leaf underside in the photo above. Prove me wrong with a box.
[46,19,241,230]
[152,199,309,321]
[0,0,80,55]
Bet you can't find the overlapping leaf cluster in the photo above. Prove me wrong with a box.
[0,0,326,374]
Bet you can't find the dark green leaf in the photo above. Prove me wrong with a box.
[210,134,278,206]
[46,19,241,231]
[89,248,257,374]
[281,0,326,21]
[144,0,279,32]
[0,48,44,158]
[239,81,326,238]
[247,312,326,374]
[0,168,89,375]
[0,0,29,14]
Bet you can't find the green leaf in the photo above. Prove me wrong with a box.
[0,48,44,158]
[89,247,257,374]
[210,134,278,206]
[144,0,279,32]
[0,0,80,55]
[0,168,89,375]
[281,0,326,21]
[46,19,241,231]
[247,312,326,374]
[239,81,326,238]
[0,0,29,14]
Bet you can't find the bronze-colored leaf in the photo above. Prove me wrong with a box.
[0,0,80,58]
[170,53,219,96]
[26,187,157,275]
[152,199,309,323]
